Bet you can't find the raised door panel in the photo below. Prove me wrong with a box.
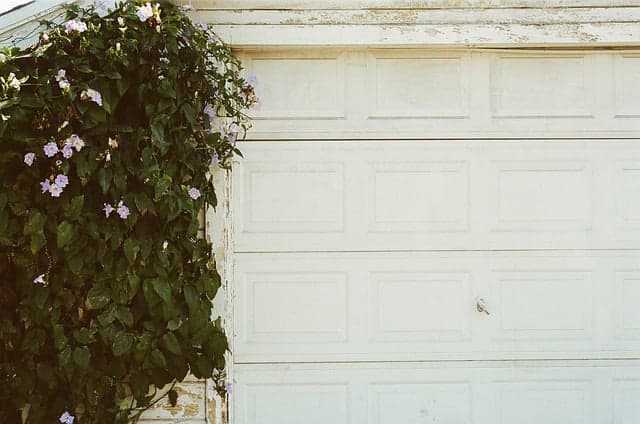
[234,251,640,363]
[233,140,640,252]
[240,51,640,139]
[234,362,640,424]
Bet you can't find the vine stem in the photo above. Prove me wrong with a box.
[128,380,177,423]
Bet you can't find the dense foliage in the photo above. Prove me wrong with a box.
[0,1,255,422]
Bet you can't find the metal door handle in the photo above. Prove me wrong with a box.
[476,298,490,315]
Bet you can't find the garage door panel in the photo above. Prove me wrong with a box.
[369,382,473,424]
[234,141,640,251]
[241,51,640,139]
[234,251,640,363]
[369,272,472,343]
[490,55,593,119]
[495,380,592,424]
[489,270,593,340]
[234,362,639,424]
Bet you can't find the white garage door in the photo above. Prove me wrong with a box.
[231,51,640,423]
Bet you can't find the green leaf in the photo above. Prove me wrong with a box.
[30,233,47,253]
[64,195,84,220]
[73,346,91,369]
[123,238,139,264]
[24,210,45,235]
[57,221,75,248]
[97,168,112,194]
[150,348,166,368]
[112,332,134,357]
[115,307,134,327]
[152,278,172,303]
[86,285,111,310]
[162,332,181,355]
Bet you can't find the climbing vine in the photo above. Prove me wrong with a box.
[0,1,255,422]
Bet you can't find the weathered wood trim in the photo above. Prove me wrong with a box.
[209,22,640,47]
[199,7,640,25]
[189,0,640,10]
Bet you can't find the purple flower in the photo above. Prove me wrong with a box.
[55,174,69,188]
[43,142,59,157]
[246,75,259,87]
[117,16,125,26]
[24,152,35,166]
[188,187,201,200]
[58,80,70,91]
[225,381,233,394]
[40,179,51,193]
[80,88,102,106]
[64,19,87,34]
[49,183,63,197]
[103,203,114,217]
[136,3,154,22]
[203,104,215,118]
[55,69,66,82]
[62,144,73,159]
[209,153,219,167]
[59,411,75,424]
[117,203,130,219]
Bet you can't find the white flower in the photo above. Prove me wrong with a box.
[105,152,111,162]
[58,80,70,91]
[115,42,121,51]
[33,274,46,285]
[108,137,118,149]
[49,183,63,197]
[80,88,102,106]
[136,3,154,22]
[162,240,168,250]
[64,19,87,34]
[67,134,85,151]
[24,152,35,166]
[7,72,21,91]
[117,17,125,26]
[0,53,6,63]
[55,69,66,82]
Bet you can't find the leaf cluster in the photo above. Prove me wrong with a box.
[0,1,254,422]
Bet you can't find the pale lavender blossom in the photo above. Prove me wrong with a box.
[117,203,130,219]
[136,3,154,22]
[40,179,51,193]
[103,203,114,217]
[209,153,219,167]
[80,88,102,106]
[117,16,125,26]
[43,142,59,157]
[49,183,63,197]
[58,80,70,91]
[203,104,215,118]
[246,75,259,87]
[62,144,73,159]
[59,411,75,424]
[225,381,232,394]
[33,274,46,285]
[67,134,85,151]
[24,152,35,166]
[55,174,69,188]
[159,57,170,64]
[64,19,87,34]
[188,187,201,200]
